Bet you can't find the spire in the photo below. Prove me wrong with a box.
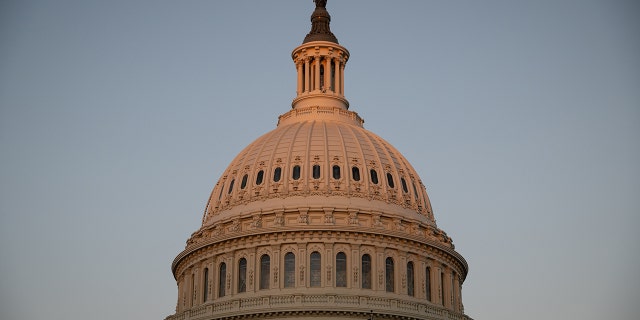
[291,0,349,111]
[303,0,338,44]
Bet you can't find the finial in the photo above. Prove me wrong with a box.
[303,0,338,44]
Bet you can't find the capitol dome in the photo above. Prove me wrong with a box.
[167,2,472,320]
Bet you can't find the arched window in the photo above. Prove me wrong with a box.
[407,261,415,296]
[310,251,321,287]
[401,177,408,193]
[312,165,321,179]
[256,170,264,185]
[238,258,247,293]
[292,165,301,180]
[352,166,360,181]
[218,263,226,297]
[240,174,248,189]
[228,179,235,194]
[361,254,371,289]
[273,167,282,182]
[440,271,445,305]
[370,169,379,184]
[203,268,209,302]
[426,266,432,302]
[332,165,341,179]
[386,173,395,188]
[385,257,394,292]
[336,252,347,287]
[284,252,295,288]
[260,254,270,290]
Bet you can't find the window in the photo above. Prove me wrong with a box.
[241,174,248,189]
[260,254,270,290]
[385,257,394,292]
[412,183,419,200]
[332,165,341,179]
[284,252,295,288]
[370,169,379,184]
[407,262,415,296]
[312,165,321,179]
[401,177,408,193]
[292,165,301,180]
[256,170,264,185]
[440,271,445,305]
[218,263,226,297]
[426,266,432,302]
[361,254,371,289]
[238,258,247,293]
[228,179,235,194]
[352,167,360,181]
[336,252,346,287]
[273,167,282,182]
[310,251,321,287]
[203,268,209,302]
[386,173,395,188]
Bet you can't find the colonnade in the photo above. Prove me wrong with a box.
[175,239,464,314]
[296,55,345,95]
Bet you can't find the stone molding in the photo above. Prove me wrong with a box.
[165,293,472,320]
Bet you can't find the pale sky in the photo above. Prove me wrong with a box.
[1,1,638,320]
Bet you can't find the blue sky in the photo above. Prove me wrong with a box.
[1,1,638,320]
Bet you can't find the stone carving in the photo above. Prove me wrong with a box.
[273,212,285,227]
[324,211,334,224]
[274,267,279,283]
[228,219,241,233]
[372,214,384,228]
[378,270,384,286]
[353,267,359,283]
[251,214,262,229]
[348,211,359,225]
[300,265,305,281]
[298,212,309,224]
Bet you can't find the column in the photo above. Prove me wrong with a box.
[314,56,321,91]
[442,267,452,309]
[453,273,461,312]
[339,62,345,95]
[296,61,303,95]
[334,57,341,95]
[323,57,331,92]
[304,58,310,93]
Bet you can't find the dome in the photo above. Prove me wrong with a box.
[202,105,436,229]
[167,2,471,320]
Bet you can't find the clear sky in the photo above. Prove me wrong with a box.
[1,1,638,320]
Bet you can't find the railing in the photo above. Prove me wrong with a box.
[166,293,473,320]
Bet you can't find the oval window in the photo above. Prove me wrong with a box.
[241,174,248,189]
[386,173,395,188]
[370,169,378,184]
[401,177,408,193]
[352,167,360,181]
[313,165,321,179]
[292,165,301,180]
[228,179,235,194]
[332,165,341,179]
[273,167,282,182]
[256,170,264,185]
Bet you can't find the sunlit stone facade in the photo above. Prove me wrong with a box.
[166,2,472,319]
